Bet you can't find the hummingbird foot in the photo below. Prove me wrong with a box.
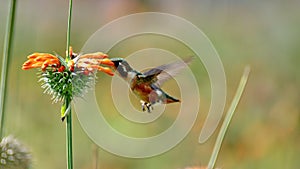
[140,101,153,113]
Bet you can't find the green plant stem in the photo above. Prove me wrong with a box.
[66,0,73,61]
[0,0,17,139]
[65,97,73,169]
[65,0,73,168]
[207,66,250,169]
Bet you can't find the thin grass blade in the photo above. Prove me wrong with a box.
[207,66,250,169]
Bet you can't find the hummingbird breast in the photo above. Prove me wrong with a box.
[130,81,155,103]
[130,77,179,105]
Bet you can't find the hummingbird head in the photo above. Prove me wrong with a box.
[111,58,136,81]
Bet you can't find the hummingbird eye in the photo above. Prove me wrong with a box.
[111,59,134,78]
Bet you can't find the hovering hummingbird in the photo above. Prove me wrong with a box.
[111,57,193,112]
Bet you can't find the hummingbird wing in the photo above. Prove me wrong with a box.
[143,57,194,86]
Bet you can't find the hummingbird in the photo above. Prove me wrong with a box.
[111,57,193,112]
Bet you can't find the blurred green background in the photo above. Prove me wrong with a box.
[1,0,300,169]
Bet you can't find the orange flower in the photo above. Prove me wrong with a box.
[22,53,61,71]
[22,47,115,76]
[76,52,115,76]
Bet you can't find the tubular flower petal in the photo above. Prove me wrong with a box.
[22,53,61,71]
[80,52,108,59]
[75,53,115,76]
[99,58,115,66]
[96,66,114,76]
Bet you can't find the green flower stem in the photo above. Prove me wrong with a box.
[66,0,73,62]
[207,66,250,169]
[65,96,73,169]
[65,0,73,168]
[0,0,17,139]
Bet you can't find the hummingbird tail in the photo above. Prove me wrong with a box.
[165,94,180,104]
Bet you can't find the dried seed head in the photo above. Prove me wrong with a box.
[0,136,32,169]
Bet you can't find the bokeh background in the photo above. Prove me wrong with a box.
[1,0,300,169]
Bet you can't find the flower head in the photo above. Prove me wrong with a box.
[22,47,115,103]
